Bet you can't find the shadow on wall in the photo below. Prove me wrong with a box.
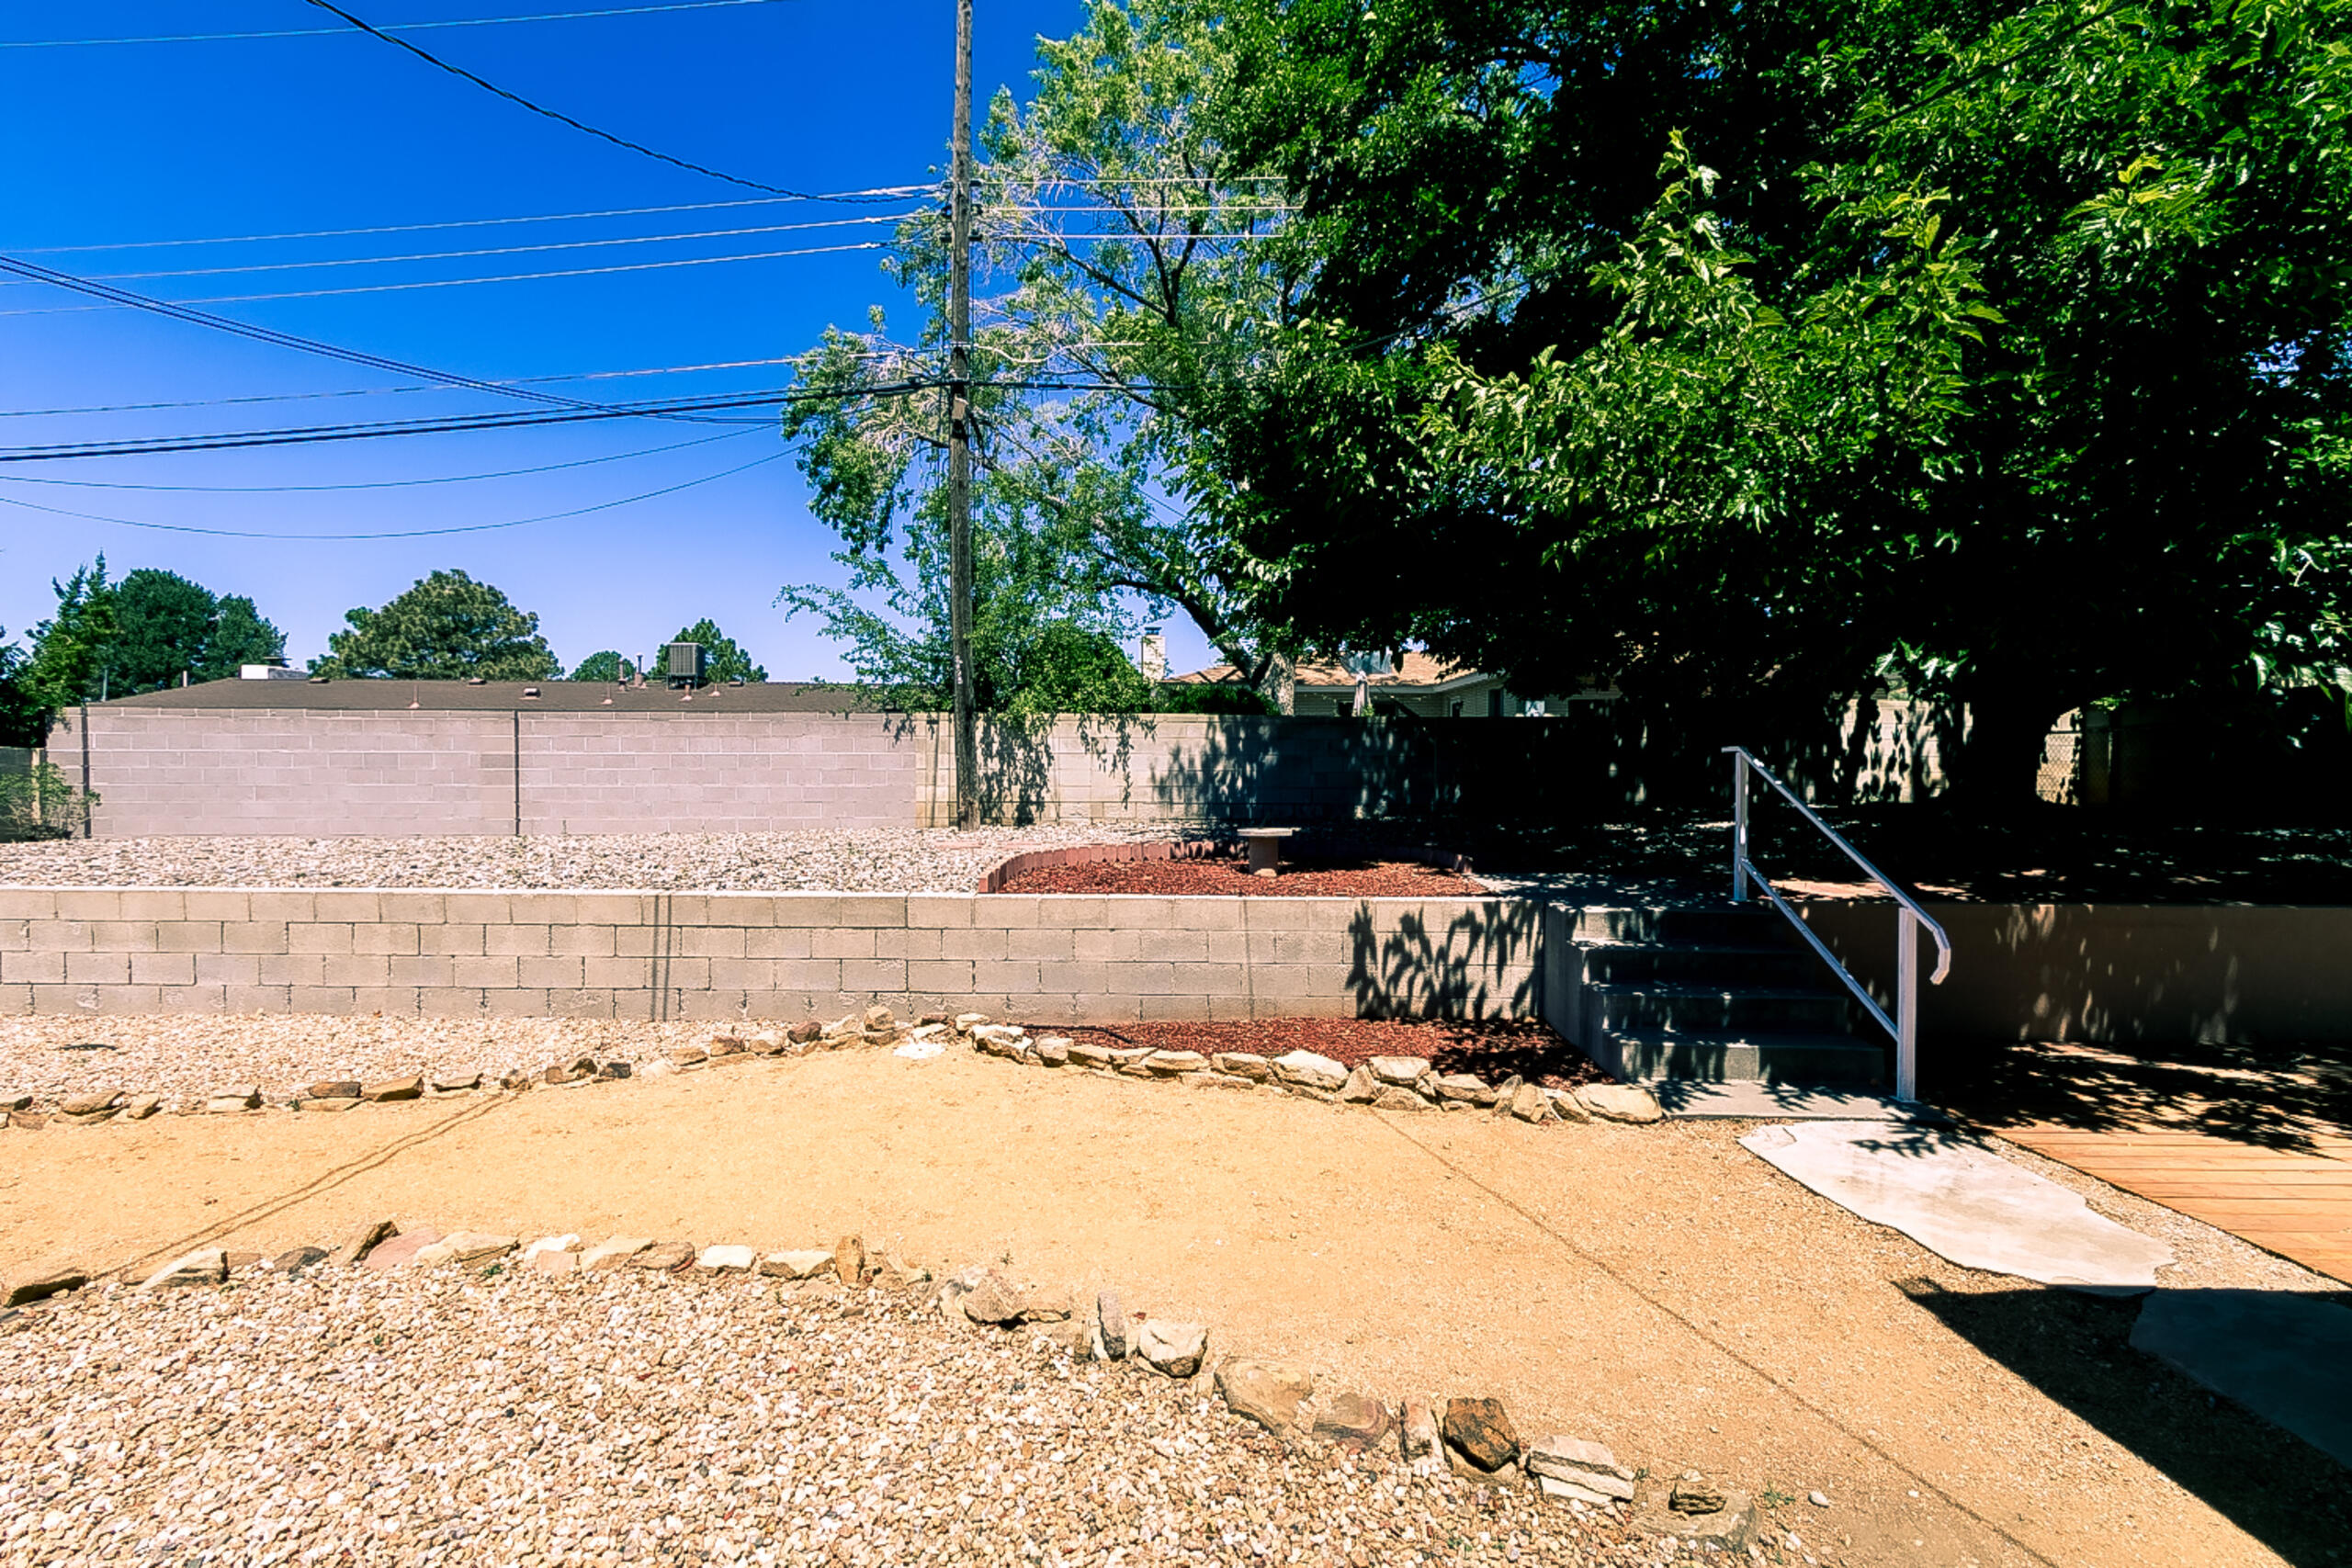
[1894,1278,2352,1568]
[1344,899,1542,1020]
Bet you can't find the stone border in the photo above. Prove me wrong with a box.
[0,1212,1757,1553]
[2,1009,1664,1125]
[956,1016,1666,1125]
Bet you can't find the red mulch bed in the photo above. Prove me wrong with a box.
[1037,1017,1607,1090]
[996,856,1487,897]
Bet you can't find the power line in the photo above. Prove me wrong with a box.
[62,215,908,284]
[297,0,894,202]
[1,0,797,49]
[6,190,933,255]
[0,240,891,316]
[0,380,941,463]
[0,449,787,540]
[0,427,758,491]
[0,358,799,419]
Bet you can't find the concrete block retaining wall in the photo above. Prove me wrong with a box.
[0,888,1542,1025]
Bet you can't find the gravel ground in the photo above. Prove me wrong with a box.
[0,1017,751,1111]
[0,1265,1647,1568]
[0,828,1184,895]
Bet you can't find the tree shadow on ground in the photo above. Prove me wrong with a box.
[1893,1277,2352,1566]
[1939,1040,2352,1156]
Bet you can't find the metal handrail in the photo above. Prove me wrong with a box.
[1722,746,1951,1101]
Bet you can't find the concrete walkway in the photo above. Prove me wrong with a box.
[1739,1121,2176,1290]
[1,1051,2336,1566]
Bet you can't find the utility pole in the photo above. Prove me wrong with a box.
[945,0,978,829]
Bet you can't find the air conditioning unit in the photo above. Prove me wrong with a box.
[664,642,707,687]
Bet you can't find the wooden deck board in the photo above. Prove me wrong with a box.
[1996,1120,2352,1286]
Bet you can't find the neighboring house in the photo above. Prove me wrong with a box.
[1170,653,1611,717]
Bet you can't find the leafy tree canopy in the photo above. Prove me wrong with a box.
[21,558,120,717]
[781,0,1306,709]
[312,570,560,682]
[1209,0,2352,796]
[570,649,627,682]
[668,619,768,683]
[200,597,288,682]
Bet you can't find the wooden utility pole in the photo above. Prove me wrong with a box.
[946,0,978,828]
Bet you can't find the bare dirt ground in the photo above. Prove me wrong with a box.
[5,1041,2344,1566]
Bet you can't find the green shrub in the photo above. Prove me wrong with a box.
[0,760,96,840]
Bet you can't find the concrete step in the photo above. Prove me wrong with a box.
[1583,982,1852,1037]
[1577,942,1821,987]
[1606,1030,1887,1087]
[1568,906,1792,946]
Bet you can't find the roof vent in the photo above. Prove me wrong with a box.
[522,686,541,699]
[466,676,487,686]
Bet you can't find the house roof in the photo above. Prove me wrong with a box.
[96,679,885,714]
[1170,652,1490,693]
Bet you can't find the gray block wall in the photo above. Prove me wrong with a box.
[0,888,1544,1024]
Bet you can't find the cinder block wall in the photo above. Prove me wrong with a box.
[0,888,1544,1024]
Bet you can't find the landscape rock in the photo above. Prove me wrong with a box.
[1069,1043,1114,1069]
[123,1096,163,1121]
[141,1249,228,1291]
[957,1270,1025,1326]
[1432,1072,1494,1104]
[328,1218,397,1268]
[430,1071,481,1092]
[747,1030,786,1055]
[530,1249,580,1275]
[760,1249,836,1280]
[1211,1052,1271,1081]
[1216,1360,1315,1437]
[207,1086,261,1113]
[1144,1050,1207,1077]
[1096,1288,1130,1359]
[786,1020,822,1044]
[1371,1085,1433,1113]
[630,1240,695,1271]
[597,1061,632,1080]
[1110,1047,1157,1077]
[1019,1285,1072,1323]
[3,1267,87,1308]
[1034,1037,1070,1066]
[864,1005,896,1031]
[1544,1087,1593,1123]
[1029,1316,1096,1359]
[1269,1051,1347,1092]
[1669,1476,1726,1514]
[698,1245,756,1272]
[1400,1398,1441,1464]
[973,1026,1028,1059]
[1313,1391,1393,1450]
[269,1246,329,1275]
[1442,1397,1521,1472]
[305,1079,361,1100]
[520,1235,580,1262]
[1340,1066,1378,1103]
[1509,1082,1554,1123]
[833,1234,867,1286]
[59,1091,121,1117]
[1577,1083,1665,1124]
[361,1077,422,1103]
[667,1045,709,1068]
[361,1228,441,1271]
[1136,1319,1208,1378]
[1526,1435,1635,1500]
[581,1237,653,1271]
[0,1093,29,1111]
[953,1012,990,1034]
[411,1233,516,1269]
[7,1111,49,1129]
[1369,1056,1431,1087]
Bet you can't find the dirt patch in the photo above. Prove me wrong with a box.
[996,854,1487,897]
[1042,1017,1607,1089]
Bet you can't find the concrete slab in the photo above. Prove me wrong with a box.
[2131,1289,2352,1468]
[1659,1081,1940,1122]
[1740,1121,2174,1290]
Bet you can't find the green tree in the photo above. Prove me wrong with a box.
[195,596,287,682]
[570,649,627,682]
[23,558,119,716]
[108,570,220,693]
[781,0,1303,708]
[1212,0,2352,798]
[312,570,560,681]
[666,619,768,683]
[0,631,44,746]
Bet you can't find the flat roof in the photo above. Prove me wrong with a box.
[99,679,888,714]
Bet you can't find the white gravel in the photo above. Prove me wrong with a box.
[0,1015,757,1112]
[0,1266,1642,1567]
[0,827,1183,894]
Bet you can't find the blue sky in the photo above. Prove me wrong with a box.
[0,0,1217,679]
